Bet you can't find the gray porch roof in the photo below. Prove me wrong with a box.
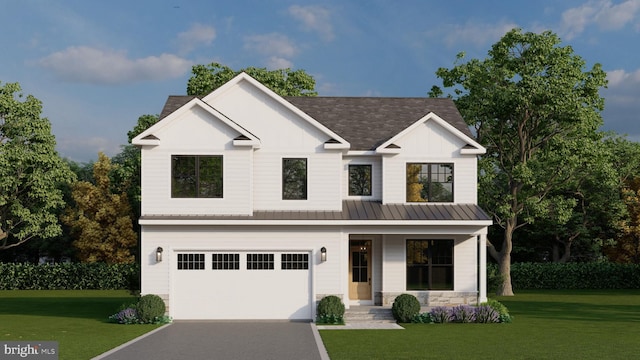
[140,201,491,222]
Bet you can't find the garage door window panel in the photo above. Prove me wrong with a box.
[281,253,309,270]
[212,253,240,270]
[247,254,274,270]
[177,253,205,270]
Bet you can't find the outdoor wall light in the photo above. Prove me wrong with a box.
[156,247,163,263]
[320,247,327,262]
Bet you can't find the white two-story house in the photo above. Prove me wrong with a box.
[133,73,492,320]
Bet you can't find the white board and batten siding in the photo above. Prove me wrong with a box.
[382,120,478,204]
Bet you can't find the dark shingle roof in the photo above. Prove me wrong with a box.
[158,95,472,151]
[285,97,471,151]
[140,201,491,222]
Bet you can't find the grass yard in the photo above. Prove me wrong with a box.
[320,290,640,360]
[0,290,162,360]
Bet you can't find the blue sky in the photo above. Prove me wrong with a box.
[2,0,639,162]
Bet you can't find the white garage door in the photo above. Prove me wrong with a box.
[172,251,312,320]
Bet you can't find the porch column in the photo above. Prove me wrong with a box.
[478,233,488,303]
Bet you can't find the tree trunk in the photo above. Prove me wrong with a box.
[496,219,515,296]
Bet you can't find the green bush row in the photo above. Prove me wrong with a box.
[0,262,139,290]
[488,262,640,290]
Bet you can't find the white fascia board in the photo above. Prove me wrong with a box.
[139,219,493,227]
[324,143,350,150]
[203,72,351,150]
[375,112,486,155]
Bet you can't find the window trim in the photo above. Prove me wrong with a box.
[348,164,373,197]
[406,162,454,203]
[282,158,308,200]
[405,239,454,290]
[171,155,223,198]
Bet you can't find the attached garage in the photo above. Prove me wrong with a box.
[171,250,313,320]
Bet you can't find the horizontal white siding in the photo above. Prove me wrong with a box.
[381,234,478,293]
[342,156,382,201]
[253,152,342,211]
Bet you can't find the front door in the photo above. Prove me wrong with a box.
[349,240,372,300]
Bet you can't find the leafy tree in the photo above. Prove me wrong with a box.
[431,29,607,295]
[607,176,640,263]
[187,62,317,96]
[62,153,137,263]
[0,81,75,250]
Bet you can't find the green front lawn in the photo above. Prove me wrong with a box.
[0,290,162,360]
[320,290,640,360]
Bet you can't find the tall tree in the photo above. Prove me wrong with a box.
[607,176,640,263]
[62,153,137,263]
[0,81,75,250]
[431,29,607,295]
[187,62,317,96]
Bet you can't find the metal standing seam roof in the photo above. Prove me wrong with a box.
[139,201,491,222]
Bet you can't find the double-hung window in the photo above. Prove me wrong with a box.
[282,158,307,200]
[406,163,453,202]
[171,155,223,198]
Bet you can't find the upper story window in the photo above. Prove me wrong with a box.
[172,155,223,198]
[406,163,453,202]
[282,158,307,200]
[348,164,372,196]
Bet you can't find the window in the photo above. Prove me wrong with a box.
[212,253,240,270]
[177,253,205,270]
[247,253,274,270]
[406,240,453,290]
[348,165,372,196]
[406,163,453,202]
[281,253,309,270]
[282,158,307,200]
[172,155,223,198]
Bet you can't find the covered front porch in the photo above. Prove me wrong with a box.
[338,228,489,309]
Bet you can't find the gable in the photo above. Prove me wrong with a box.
[375,112,485,155]
[132,98,260,149]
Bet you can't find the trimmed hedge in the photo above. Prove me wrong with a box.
[488,262,640,290]
[0,262,139,290]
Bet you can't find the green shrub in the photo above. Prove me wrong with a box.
[482,298,512,323]
[316,295,345,324]
[0,262,139,290]
[412,312,433,323]
[392,294,420,323]
[487,262,640,290]
[136,294,166,323]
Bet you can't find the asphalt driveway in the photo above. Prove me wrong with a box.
[94,321,328,360]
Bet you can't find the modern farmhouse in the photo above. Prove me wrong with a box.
[132,73,492,320]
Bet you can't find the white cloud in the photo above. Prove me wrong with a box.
[605,68,640,104]
[266,56,293,70]
[429,21,518,48]
[38,46,192,84]
[176,23,217,54]
[288,5,334,41]
[244,33,297,68]
[560,0,640,39]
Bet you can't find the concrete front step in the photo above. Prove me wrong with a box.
[344,306,395,322]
